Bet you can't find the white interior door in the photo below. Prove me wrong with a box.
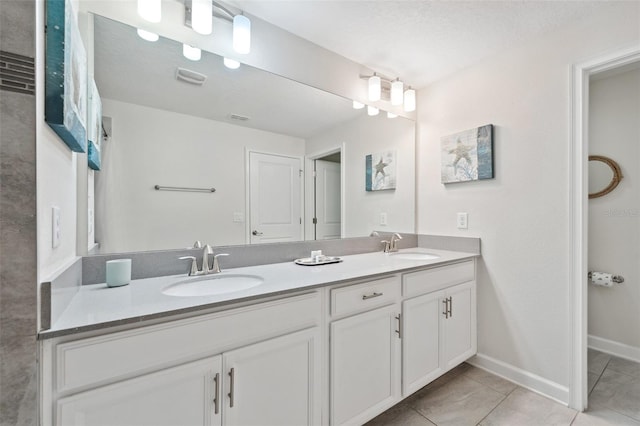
[314,160,341,240]
[249,152,302,244]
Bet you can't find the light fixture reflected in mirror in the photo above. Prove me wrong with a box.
[223,57,240,69]
[137,0,161,23]
[233,15,251,54]
[387,112,397,119]
[191,0,213,35]
[367,105,379,116]
[137,28,159,42]
[352,100,365,109]
[183,44,201,61]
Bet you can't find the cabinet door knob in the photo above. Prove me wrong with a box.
[252,230,263,236]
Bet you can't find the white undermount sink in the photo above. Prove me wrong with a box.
[390,252,440,261]
[162,274,264,297]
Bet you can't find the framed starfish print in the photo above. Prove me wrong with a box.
[441,124,494,184]
[366,150,396,191]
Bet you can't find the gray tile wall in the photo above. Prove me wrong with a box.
[0,0,37,424]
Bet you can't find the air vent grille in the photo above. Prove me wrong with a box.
[175,67,207,86]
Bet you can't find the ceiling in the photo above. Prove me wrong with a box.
[233,0,621,88]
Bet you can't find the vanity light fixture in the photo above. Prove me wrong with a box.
[404,88,416,112]
[136,29,159,42]
[191,0,213,35]
[390,79,403,106]
[352,100,365,110]
[368,74,381,102]
[387,112,398,119]
[223,57,240,69]
[183,44,202,61]
[367,105,379,116]
[184,1,251,55]
[138,0,161,23]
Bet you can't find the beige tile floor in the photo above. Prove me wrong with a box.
[365,350,640,426]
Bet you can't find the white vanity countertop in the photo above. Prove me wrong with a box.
[41,248,478,339]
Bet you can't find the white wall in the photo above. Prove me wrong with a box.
[96,99,304,252]
[307,113,415,238]
[588,68,640,352]
[417,4,640,401]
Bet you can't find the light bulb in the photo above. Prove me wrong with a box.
[137,0,161,23]
[224,58,241,69]
[404,88,416,112]
[352,101,365,110]
[192,0,212,35]
[233,15,251,54]
[183,44,201,61]
[387,112,398,119]
[367,105,379,116]
[391,80,403,106]
[368,75,381,102]
[136,29,159,42]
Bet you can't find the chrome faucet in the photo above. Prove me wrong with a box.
[381,233,403,253]
[179,244,229,276]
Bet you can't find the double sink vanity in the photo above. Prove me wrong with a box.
[39,241,478,426]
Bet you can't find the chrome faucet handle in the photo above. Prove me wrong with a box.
[179,256,198,276]
[381,240,391,253]
[389,233,403,251]
[212,253,229,273]
[201,245,214,274]
[370,231,380,237]
[193,240,203,249]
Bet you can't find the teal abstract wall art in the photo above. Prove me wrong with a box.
[441,124,494,184]
[45,0,87,153]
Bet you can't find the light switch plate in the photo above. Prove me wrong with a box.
[52,206,61,248]
[457,212,468,229]
[380,212,388,226]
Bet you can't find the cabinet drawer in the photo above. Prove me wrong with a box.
[331,276,400,317]
[55,292,320,393]
[403,260,474,298]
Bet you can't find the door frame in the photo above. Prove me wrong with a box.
[304,144,346,240]
[569,45,640,411]
[245,149,305,244]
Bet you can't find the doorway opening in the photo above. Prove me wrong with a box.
[305,146,345,241]
[570,46,640,411]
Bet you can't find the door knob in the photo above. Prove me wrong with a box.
[252,230,263,236]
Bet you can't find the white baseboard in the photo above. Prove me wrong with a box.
[588,335,640,363]
[467,353,569,405]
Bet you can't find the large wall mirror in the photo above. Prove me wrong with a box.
[85,13,415,254]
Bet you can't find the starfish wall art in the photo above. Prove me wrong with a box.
[440,124,494,184]
[365,150,397,191]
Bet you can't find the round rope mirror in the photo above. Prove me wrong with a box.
[588,155,623,199]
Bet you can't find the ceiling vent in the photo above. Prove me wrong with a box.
[229,114,249,121]
[175,67,207,86]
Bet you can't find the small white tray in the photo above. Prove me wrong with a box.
[294,256,343,266]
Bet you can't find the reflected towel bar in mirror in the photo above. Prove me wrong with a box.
[154,185,216,193]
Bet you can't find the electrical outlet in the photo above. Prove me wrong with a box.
[380,212,388,226]
[233,212,244,223]
[52,206,61,248]
[457,212,468,230]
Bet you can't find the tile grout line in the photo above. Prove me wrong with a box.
[472,385,514,425]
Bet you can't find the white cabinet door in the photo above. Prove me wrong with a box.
[442,281,477,370]
[223,328,320,426]
[402,290,446,396]
[314,159,341,240]
[57,356,222,426]
[330,305,401,426]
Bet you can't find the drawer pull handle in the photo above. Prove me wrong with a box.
[228,368,235,408]
[213,373,220,414]
[448,296,453,317]
[362,292,383,300]
[395,314,402,338]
